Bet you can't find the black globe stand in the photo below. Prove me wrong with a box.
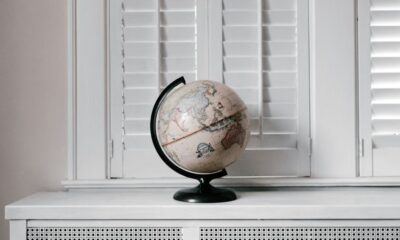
[173,175,237,203]
[150,76,237,203]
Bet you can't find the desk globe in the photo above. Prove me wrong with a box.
[150,77,250,203]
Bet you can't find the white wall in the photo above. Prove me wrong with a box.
[0,1,67,239]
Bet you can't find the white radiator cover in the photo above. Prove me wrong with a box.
[7,188,400,240]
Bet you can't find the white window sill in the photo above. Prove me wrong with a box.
[5,187,400,220]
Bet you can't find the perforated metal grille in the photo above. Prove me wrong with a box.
[200,227,400,240]
[27,227,182,240]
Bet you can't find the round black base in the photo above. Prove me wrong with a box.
[173,182,237,203]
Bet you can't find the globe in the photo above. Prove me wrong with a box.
[154,79,250,174]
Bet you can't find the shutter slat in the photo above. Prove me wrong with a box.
[124,0,156,10]
[371,11,400,26]
[124,88,158,104]
[223,11,258,25]
[249,118,297,133]
[263,0,296,10]
[264,103,296,117]
[373,118,400,134]
[160,26,195,41]
[262,10,296,25]
[160,11,195,25]
[372,42,400,57]
[124,43,157,57]
[247,134,297,149]
[159,0,195,10]
[263,41,296,56]
[371,0,400,10]
[125,119,149,134]
[235,88,259,104]
[124,135,153,149]
[223,0,258,10]
[264,71,297,87]
[262,26,296,40]
[372,88,400,103]
[372,73,400,87]
[223,26,258,41]
[224,57,258,71]
[124,104,153,119]
[371,57,400,72]
[224,72,258,87]
[124,73,158,87]
[160,72,195,84]
[160,57,195,72]
[263,87,296,103]
[371,26,400,41]
[124,12,157,26]
[373,134,400,148]
[263,56,296,70]
[372,103,400,117]
[224,42,258,56]
[124,27,157,41]
[160,42,195,57]
[124,58,158,72]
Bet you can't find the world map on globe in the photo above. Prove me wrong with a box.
[156,80,250,174]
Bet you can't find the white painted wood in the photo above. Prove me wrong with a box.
[182,227,200,240]
[296,0,311,176]
[208,0,223,82]
[358,0,400,177]
[109,0,124,178]
[62,176,400,188]
[9,220,26,240]
[358,0,373,177]
[67,0,77,180]
[7,188,400,220]
[26,219,400,228]
[309,0,357,177]
[196,0,209,80]
[75,0,107,179]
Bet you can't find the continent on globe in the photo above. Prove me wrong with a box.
[171,83,216,132]
[221,122,246,150]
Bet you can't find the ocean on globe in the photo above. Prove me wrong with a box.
[156,80,250,174]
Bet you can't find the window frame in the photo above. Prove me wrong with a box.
[65,0,400,188]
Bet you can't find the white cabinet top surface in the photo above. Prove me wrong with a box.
[5,187,400,220]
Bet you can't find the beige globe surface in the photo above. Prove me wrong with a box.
[156,80,250,174]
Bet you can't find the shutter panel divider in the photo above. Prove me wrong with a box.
[257,0,264,137]
[208,0,223,82]
[155,0,161,93]
[196,0,209,79]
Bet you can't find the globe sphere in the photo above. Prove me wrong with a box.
[156,80,250,174]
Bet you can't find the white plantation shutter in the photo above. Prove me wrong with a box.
[110,0,198,178]
[110,0,310,178]
[219,0,310,176]
[359,0,400,176]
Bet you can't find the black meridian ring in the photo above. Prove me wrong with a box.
[150,76,227,181]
